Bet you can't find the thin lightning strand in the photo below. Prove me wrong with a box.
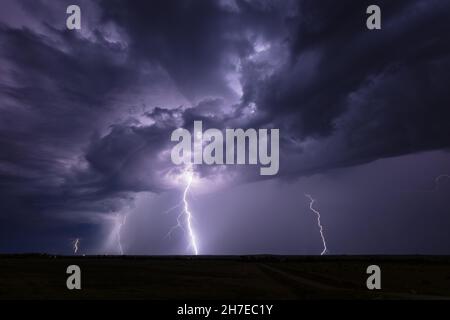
[433,174,450,191]
[73,238,80,254]
[305,194,327,255]
[165,210,186,239]
[163,202,184,239]
[117,214,128,255]
[163,202,183,215]
[183,171,199,255]
[403,174,450,193]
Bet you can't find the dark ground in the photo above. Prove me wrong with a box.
[0,255,449,300]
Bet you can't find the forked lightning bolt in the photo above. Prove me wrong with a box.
[183,171,199,255]
[166,167,199,255]
[305,194,328,255]
[165,206,185,239]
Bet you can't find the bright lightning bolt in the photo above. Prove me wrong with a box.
[305,194,328,255]
[183,170,199,255]
[72,238,80,254]
[165,165,200,255]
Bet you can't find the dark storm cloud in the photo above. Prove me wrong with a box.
[98,0,294,103]
[247,0,413,135]
[93,0,450,179]
[239,0,450,176]
[0,6,162,251]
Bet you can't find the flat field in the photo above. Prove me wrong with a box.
[1,255,449,299]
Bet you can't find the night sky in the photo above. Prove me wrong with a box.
[1,0,450,255]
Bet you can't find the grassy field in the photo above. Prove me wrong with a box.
[0,255,449,300]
